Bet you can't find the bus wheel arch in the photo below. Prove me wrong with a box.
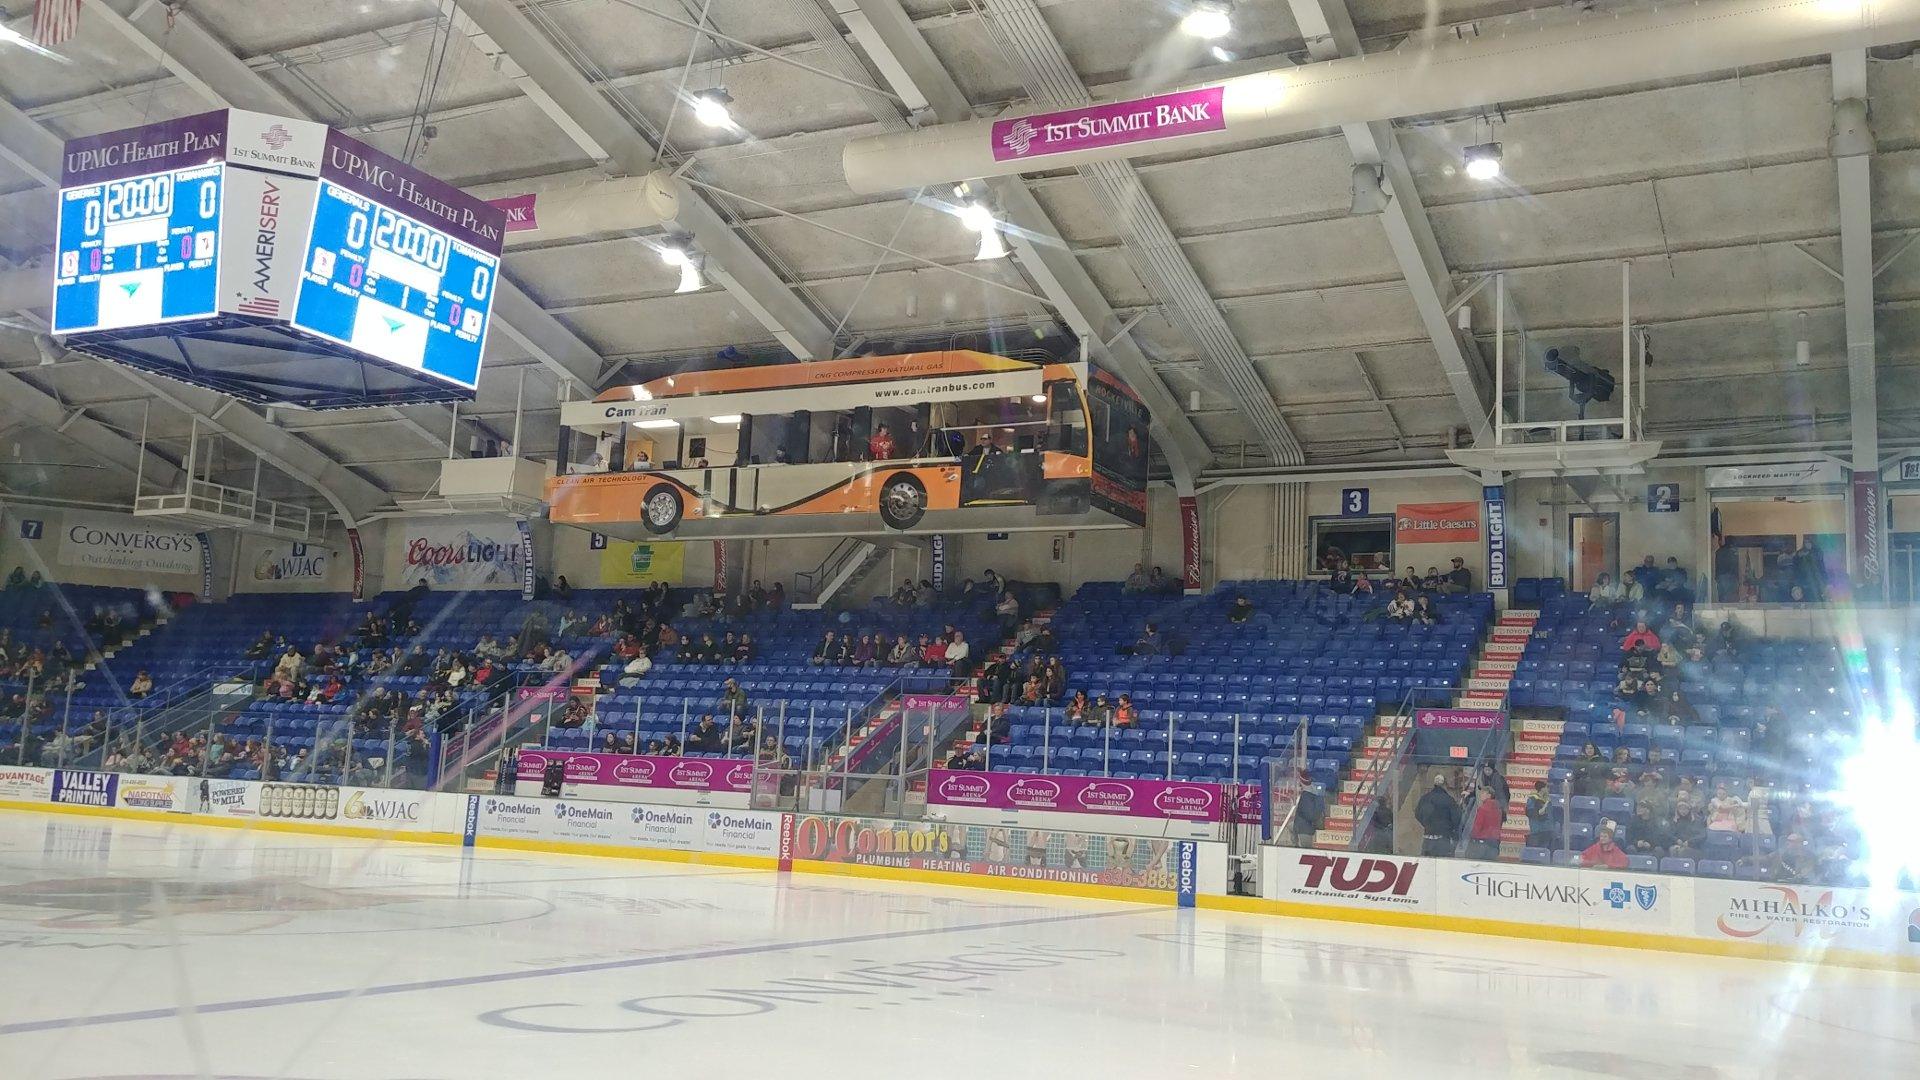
[878,473,927,530]
[640,484,684,534]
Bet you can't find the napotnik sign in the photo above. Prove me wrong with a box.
[515,750,754,794]
[992,87,1226,162]
[928,768,1225,822]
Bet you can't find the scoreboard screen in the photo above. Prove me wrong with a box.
[51,164,224,334]
[290,179,498,390]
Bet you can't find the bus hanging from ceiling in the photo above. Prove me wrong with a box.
[545,349,1150,541]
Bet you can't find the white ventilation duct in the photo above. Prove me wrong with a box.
[843,0,1920,193]
[495,171,682,249]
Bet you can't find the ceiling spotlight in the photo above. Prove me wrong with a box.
[1463,142,1503,181]
[691,87,734,128]
[634,418,680,430]
[1181,1,1233,40]
[1349,163,1388,215]
[659,238,705,293]
[959,200,1007,260]
[1030,394,1049,404]
[709,414,743,424]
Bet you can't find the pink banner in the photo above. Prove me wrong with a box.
[901,694,971,713]
[929,768,1226,822]
[1414,708,1505,729]
[516,750,754,793]
[991,87,1227,162]
[487,193,539,232]
[516,686,569,703]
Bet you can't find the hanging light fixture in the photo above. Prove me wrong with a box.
[691,87,734,128]
[1181,1,1233,40]
[957,199,1007,260]
[1463,142,1503,181]
[659,238,705,293]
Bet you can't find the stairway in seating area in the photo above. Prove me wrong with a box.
[1313,711,1412,849]
[1480,608,1549,860]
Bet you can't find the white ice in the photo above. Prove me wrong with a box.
[0,811,1914,1079]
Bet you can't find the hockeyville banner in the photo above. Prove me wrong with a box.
[514,750,756,795]
[1395,501,1481,544]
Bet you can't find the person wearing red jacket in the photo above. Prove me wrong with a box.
[1581,823,1630,869]
[1468,785,1505,859]
[1620,622,1661,653]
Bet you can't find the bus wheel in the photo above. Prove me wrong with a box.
[641,484,683,534]
[879,473,927,530]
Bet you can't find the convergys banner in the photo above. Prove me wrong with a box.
[57,511,204,577]
[396,517,526,589]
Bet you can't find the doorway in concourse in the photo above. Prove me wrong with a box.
[1568,512,1619,593]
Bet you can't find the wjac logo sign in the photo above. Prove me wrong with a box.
[1601,881,1658,911]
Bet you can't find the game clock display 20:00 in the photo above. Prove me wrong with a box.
[291,179,497,390]
[50,164,224,334]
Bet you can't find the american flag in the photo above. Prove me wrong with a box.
[31,0,82,47]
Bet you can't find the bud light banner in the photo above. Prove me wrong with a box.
[517,518,535,600]
[514,750,755,795]
[396,517,526,589]
[927,769,1225,823]
[1483,487,1507,590]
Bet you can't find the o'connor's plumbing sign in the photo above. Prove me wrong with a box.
[58,511,203,576]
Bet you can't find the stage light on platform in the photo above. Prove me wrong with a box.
[1030,394,1048,403]
[1182,1,1233,40]
[634,418,680,429]
[709,414,742,424]
[692,88,734,128]
[1463,142,1503,181]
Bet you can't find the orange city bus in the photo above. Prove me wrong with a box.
[545,350,1150,538]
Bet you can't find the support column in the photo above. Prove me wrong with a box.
[1832,51,1884,598]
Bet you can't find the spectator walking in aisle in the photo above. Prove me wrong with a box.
[1525,781,1556,849]
[1468,786,1505,859]
[1415,772,1463,856]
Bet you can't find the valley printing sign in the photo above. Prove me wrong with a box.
[58,511,203,576]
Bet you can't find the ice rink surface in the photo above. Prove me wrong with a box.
[0,812,1914,1079]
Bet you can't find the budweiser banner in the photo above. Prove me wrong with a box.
[1852,471,1883,599]
[1180,495,1202,593]
[1396,501,1481,544]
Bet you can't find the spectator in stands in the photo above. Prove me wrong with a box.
[128,670,154,699]
[2,567,22,590]
[1467,786,1504,858]
[1112,694,1138,727]
[1124,563,1151,592]
[619,650,652,687]
[1653,557,1693,610]
[1415,773,1463,856]
[995,589,1021,635]
[1385,591,1414,623]
[689,715,724,754]
[720,678,749,719]
[1411,596,1440,625]
[918,634,944,667]
[1148,567,1176,594]
[887,635,914,666]
[1775,832,1815,883]
[1066,690,1091,722]
[1620,621,1660,653]
[733,634,755,664]
[1476,761,1510,807]
[1419,566,1444,593]
[553,575,574,603]
[1525,781,1555,848]
[1659,688,1697,725]
[1581,822,1630,868]
[1396,566,1421,592]
[1042,658,1066,701]
[541,647,574,675]
[811,631,840,666]
[1589,572,1624,605]
[944,631,971,677]
[868,423,896,461]
[1352,574,1375,597]
[1706,782,1747,833]
[1572,743,1608,797]
[1443,557,1473,595]
[851,633,877,667]
[915,579,937,607]
[1227,595,1255,623]
[1628,555,1662,598]
[1131,623,1162,657]
[693,633,720,664]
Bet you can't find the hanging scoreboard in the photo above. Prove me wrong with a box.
[47,110,506,408]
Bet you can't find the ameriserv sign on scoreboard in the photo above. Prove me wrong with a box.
[49,109,505,407]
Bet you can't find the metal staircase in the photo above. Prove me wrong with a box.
[792,538,889,610]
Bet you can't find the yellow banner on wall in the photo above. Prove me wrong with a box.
[598,539,684,585]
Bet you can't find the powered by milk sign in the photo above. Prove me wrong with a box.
[51,770,118,807]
